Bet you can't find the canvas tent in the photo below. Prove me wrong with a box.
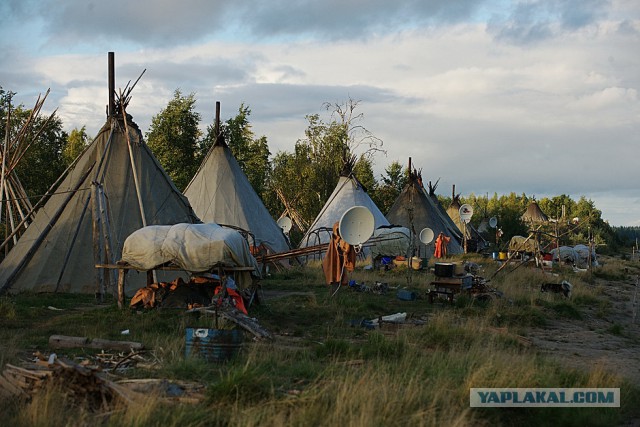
[522,200,549,223]
[446,189,488,252]
[386,170,463,255]
[426,180,463,244]
[299,174,389,250]
[0,71,199,295]
[183,104,290,255]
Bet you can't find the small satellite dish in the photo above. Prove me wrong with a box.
[459,204,474,224]
[338,206,375,246]
[277,216,292,233]
[489,216,498,228]
[419,227,435,245]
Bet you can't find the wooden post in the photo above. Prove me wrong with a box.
[117,267,126,309]
[97,185,116,293]
[91,182,104,302]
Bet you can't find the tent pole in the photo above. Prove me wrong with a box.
[1,106,10,234]
[91,182,104,302]
[98,184,116,292]
[120,103,157,283]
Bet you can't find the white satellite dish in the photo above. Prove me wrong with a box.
[419,227,435,245]
[489,216,498,228]
[277,216,292,233]
[338,206,375,246]
[459,204,474,224]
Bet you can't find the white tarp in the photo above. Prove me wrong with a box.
[550,245,597,267]
[508,235,540,253]
[121,223,259,274]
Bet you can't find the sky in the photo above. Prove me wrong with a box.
[1,0,638,226]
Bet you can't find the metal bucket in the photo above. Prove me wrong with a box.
[185,328,243,362]
[434,262,454,277]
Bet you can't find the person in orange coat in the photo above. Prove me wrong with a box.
[322,222,356,294]
[434,232,451,259]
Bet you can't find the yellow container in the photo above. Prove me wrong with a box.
[498,252,508,260]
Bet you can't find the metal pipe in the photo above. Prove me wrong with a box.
[108,52,115,116]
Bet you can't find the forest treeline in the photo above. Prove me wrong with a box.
[1,87,636,253]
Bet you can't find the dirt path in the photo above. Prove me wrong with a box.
[527,273,640,385]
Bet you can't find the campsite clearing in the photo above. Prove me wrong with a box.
[0,255,639,426]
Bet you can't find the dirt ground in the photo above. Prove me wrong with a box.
[527,269,640,385]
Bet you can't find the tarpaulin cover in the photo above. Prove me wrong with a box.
[122,223,259,274]
[369,226,411,259]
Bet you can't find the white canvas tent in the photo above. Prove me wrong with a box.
[0,93,199,295]
[299,174,389,249]
[183,106,290,255]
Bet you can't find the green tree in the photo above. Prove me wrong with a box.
[371,160,406,214]
[270,99,384,235]
[63,126,89,165]
[224,104,271,197]
[146,90,201,191]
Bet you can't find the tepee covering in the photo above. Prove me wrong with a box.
[183,105,290,255]
[386,170,463,255]
[426,180,463,243]
[299,174,389,249]
[522,200,549,223]
[0,104,199,294]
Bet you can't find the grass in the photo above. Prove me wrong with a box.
[0,255,639,426]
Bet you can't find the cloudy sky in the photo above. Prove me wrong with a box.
[1,0,638,226]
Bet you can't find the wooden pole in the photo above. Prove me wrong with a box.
[97,184,116,293]
[1,105,10,238]
[120,102,156,284]
[91,182,104,302]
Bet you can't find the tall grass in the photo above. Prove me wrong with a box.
[1,257,638,426]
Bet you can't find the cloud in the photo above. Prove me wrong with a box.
[489,0,609,44]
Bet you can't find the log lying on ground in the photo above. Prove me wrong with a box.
[49,335,144,351]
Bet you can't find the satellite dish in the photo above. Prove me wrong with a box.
[489,216,498,228]
[338,206,375,246]
[277,216,292,233]
[419,227,435,245]
[459,204,474,224]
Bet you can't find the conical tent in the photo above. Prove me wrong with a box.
[299,175,389,248]
[0,114,199,294]
[522,200,549,223]
[387,173,463,255]
[183,138,290,255]
[426,180,463,242]
[447,193,488,251]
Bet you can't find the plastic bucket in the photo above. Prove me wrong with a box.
[185,328,243,362]
[498,252,508,260]
[492,252,498,260]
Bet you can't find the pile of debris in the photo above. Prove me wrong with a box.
[0,354,205,409]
